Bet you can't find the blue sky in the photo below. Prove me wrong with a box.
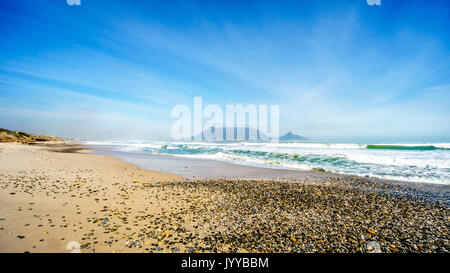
[0,0,449,141]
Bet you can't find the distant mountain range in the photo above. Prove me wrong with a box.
[279,131,308,142]
[190,127,307,142]
[192,127,268,141]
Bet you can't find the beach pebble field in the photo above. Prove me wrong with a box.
[0,142,448,253]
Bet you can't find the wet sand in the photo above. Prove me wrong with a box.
[95,147,450,202]
[0,142,448,253]
[93,148,332,179]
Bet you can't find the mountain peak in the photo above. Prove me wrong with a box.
[280,131,307,142]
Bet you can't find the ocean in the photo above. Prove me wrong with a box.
[83,140,450,184]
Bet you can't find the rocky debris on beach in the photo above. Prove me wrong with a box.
[0,128,61,144]
[73,176,448,253]
[1,171,449,253]
[0,143,448,253]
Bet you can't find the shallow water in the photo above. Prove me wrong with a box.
[83,140,450,184]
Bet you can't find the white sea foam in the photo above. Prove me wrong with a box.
[81,140,450,184]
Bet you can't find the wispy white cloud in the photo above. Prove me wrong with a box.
[0,0,449,139]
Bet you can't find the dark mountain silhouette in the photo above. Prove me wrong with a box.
[279,131,308,142]
[192,126,271,141]
[189,128,308,142]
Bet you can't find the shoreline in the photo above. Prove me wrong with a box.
[0,141,182,252]
[91,144,450,203]
[0,141,448,253]
[83,140,450,186]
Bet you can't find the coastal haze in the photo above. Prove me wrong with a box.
[0,0,449,255]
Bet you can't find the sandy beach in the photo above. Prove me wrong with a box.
[0,142,181,252]
[0,142,448,253]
